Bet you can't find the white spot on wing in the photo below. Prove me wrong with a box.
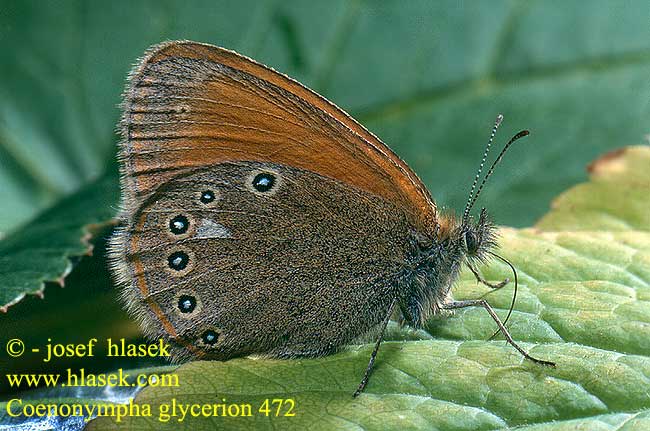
[196,219,231,239]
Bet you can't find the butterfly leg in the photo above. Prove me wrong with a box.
[353,298,397,397]
[468,264,509,289]
[441,299,555,367]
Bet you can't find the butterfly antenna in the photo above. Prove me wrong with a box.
[463,114,503,225]
[465,129,529,216]
[487,251,518,340]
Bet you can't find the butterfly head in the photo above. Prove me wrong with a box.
[459,206,495,257]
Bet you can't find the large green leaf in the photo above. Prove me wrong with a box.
[0,146,621,430]
[2,0,650,311]
[1,0,649,235]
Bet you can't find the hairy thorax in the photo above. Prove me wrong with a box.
[398,212,464,328]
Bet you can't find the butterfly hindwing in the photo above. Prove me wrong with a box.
[112,161,417,360]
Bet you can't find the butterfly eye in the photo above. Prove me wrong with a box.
[464,231,478,255]
[169,215,189,235]
[252,172,276,192]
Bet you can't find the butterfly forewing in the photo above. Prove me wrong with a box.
[120,41,436,234]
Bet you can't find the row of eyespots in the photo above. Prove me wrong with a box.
[165,188,223,346]
[163,172,277,346]
[165,172,277,267]
[167,172,276,239]
[178,298,218,345]
[166,188,214,239]
[168,188,216,235]
[177,295,219,345]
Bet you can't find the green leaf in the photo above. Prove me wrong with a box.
[80,147,650,430]
[1,0,649,234]
[0,173,119,310]
[536,147,650,232]
[80,343,649,431]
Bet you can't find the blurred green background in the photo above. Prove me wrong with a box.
[1,0,649,237]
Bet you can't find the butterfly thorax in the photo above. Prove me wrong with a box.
[399,210,497,328]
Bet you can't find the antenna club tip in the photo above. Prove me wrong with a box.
[496,114,504,125]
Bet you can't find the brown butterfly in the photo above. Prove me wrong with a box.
[109,40,554,397]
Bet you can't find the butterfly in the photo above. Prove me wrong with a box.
[109,41,554,397]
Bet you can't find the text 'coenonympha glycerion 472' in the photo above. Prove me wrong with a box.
[109,40,555,397]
